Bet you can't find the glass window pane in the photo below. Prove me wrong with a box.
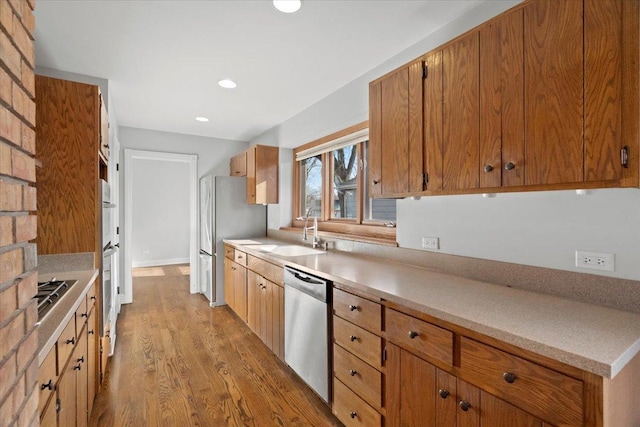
[363,141,397,222]
[301,155,322,217]
[332,145,358,219]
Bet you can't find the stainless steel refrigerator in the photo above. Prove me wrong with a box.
[199,175,267,305]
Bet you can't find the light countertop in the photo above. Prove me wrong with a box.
[226,238,640,379]
[37,269,99,364]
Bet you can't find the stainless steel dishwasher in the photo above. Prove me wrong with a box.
[284,266,332,403]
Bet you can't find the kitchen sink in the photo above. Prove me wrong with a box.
[245,244,326,257]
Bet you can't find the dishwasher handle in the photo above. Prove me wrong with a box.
[293,271,323,285]
[284,267,330,303]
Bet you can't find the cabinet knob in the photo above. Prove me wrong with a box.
[81,312,88,318]
[350,412,357,419]
[408,331,419,339]
[459,401,471,412]
[73,364,81,371]
[505,162,516,170]
[66,337,75,345]
[41,379,53,391]
[372,179,379,185]
[438,389,450,399]
[483,164,494,173]
[349,369,357,377]
[90,295,96,301]
[349,335,357,342]
[88,329,95,335]
[348,304,358,312]
[77,356,84,363]
[503,372,516,384]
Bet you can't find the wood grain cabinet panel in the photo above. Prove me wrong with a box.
[38,346,57,415]
[479,8,525,188]
[87,308,98,417]
[423,50,444,192]
[333,288,382,334]
[224,244,234,260]
[524,0,584,186]
[246,144,279,204]
[333,316,382,369]
[386,308,453,367]
[333,379,382,427]
[368,59,424,197]
[443,31,480,191]
[230,151,247,176]
[460,337,583,426]
[234,250,247,266]
[333,344,382,410]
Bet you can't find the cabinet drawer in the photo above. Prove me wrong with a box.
[247,255,284,285]
[333,379,381,427]
[333,344,382,409]
[234,250,247,266]
[57,316,77,367]
[333,316,382,369]
[386,309,453,366]
[224,245,234,260]
[75,296,89,332]
[333,288,381,333]
[460,337,583,426]
[38,347,57,414]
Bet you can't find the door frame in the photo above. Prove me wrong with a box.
[122,149,198,304]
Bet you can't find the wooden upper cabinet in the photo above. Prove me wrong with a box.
[246,144,279,204]
[99,95,110,162]
[369,59,424,198]
[230,151,247,177]
[524,0,584,186]
[479,8,524,188]
[443,31,480,191]
[423,50,443,192]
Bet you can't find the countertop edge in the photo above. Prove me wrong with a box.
[225,239,640,379]
[37,269,99,364]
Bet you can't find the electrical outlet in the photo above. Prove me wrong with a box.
[575,251,614,272]
[422,237,439,250]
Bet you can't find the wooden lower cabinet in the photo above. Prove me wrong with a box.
[87,308,98,416]
[247,270,284,359]
[224,257,247,321]
[386,344,545,427]
[58,326,89,427]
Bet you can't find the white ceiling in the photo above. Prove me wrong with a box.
[35,0,483,142]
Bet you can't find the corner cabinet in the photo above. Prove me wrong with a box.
[369,0,639,198]
[229,145,279,204]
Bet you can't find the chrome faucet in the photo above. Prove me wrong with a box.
[303,207,321,248]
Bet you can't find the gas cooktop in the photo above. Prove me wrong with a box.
[35,279,78,320]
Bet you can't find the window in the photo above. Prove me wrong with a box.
[293,122,396,241]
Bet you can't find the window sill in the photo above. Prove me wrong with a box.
[284,222,397,247]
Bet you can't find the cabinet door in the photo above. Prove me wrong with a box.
[230,151,247,177]
[58,358,77,427]
[87,309,97,417]
[524,0,583,186]
[423,50,443,192]
[246,147,257,204]
[247,270,260,333]
[443,31,480,191]
[369,60,423,197]
[224,258,235,311]
[480,391,543,427]
[264,279,275,352]
[99,96,109,161]
[584,0,625,182]
[233,263,247,322]
[479,8,524,188]
[273,283,284,360]
[75,328,89,427]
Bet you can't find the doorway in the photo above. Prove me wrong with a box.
[122,149,198,304]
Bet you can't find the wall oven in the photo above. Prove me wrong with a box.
[101,180,117,335]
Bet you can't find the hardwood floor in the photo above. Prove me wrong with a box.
[90,265,341,426]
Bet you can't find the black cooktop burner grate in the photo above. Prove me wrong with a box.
[35,279,76,320]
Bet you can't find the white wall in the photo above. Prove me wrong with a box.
[130,158,190,267]
[251,0,640,282]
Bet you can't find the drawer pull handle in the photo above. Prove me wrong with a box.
[90,296,96,301]
[350,412,357,419]
[41,379,53,391]
[438,389,450,399]
[349,369,357,377]
[77,356,84,363]
[73,364,81,371]
[81,313,88,318]
[459,401,471,412]
[88,329,95,335]
[503,372,516,384]
[505,162,516,171]
[348,304,358,311]
[408,331,419,339]
[66,337,75,345]
[349,335,357,342]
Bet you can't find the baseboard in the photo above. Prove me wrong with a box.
[132,257,190,268]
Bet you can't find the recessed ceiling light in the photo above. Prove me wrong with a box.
[195,116,209,122]
[273,0,302,13]
[218,79,237,89]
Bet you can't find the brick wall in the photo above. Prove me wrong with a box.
[0,0,39,426]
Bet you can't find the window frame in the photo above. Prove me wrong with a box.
[292,121,396,242]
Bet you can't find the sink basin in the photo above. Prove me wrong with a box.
[245,244,326,257]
